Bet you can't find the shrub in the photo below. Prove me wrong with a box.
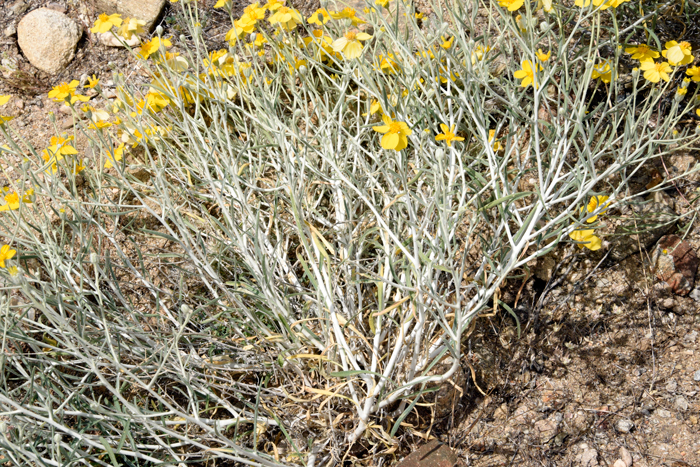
[1,0,699,464]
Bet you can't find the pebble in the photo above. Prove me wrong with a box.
[656,409,672,418]
[674,396,689,411]
[615,418,634,433]
[694,369,700,382]
[666,379,677,393]
[690,288,700,302]
[9,0,29,16]
[613,460,626,467]
[685,331,698,343]
[620,446,633,467]
[14,98,23,110]
[3,24,17,37]
[59,117,76,129]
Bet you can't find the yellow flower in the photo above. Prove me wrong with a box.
[662,41,693,66]
[569,229,602,251]
[264,0,285,10]
[0,95,13,124]
[513,60,540,88]
[48,80,80,102]
[498,0,524,11]
[687,66,700,82]
[624,44,659,62]
[87,120,112,129]
[268,6,303,30]
[591,60,614,83]
[362,99,382,116]
[332,30,372,59]
[376,54,399,74]
[415,12,424,20]
[117,17,146,40]
[470,45,490,65]
[138,37,171,59]
[604,0,630,7]
[583,195,609,223]
[91,13,123,34]
[538,0,553,12]
[489,130,503,151]
[375,0,390,7]
[308,8,330,25]
[676,87,687,97]
[697,109,700,118]
[373,114,412,151]
[104,143,126,169]
[84,75,100,89]
[440,36,454,49]
[536,49,551,62]
[0,192,20,211]
[0,245,16,268]
[214,0,231,7]
[330,7,364,26]
[435,124,464,147]
[640,60,672,83]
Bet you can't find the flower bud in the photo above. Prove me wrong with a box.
[631,67,639,79]
[156,25,163,36]
[539,21,548,32]
[298,65,308,76]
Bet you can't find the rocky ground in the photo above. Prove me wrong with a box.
[1,1,700,467]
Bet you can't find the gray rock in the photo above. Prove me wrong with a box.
[656,408,672,418]
[609,202,676,262]
[93,0,166,32]
[674,396,689,411]
[9,0,28,16]
[690,288,700,303]
[666,379,678,393]
[615,418,634,433]
[694,369,700,382]
[17,8,81,75]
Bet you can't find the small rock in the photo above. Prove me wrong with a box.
[613,460,626,467]
[694,369,700,382]
[660,297,676,309]
[13,98,23,110]
[652,235,699,296]
[3,24,17,37]
[620,446,633,467]
[674,396,689,411]
[615,418,634,433]
[60,116,77,129]
[97,31,140,47]
[666,379,678,393]
[690,288,700,303]
[9,0,29,16]
[685,331,698,343]
[534,419,558,441]
[576,444,599,467]
[58,104,72,115]
[94,0,167,32]
[656,409,672,418]
[103,88,117,99]
[17,8,82,75]
[45,3,68,14]
[395,439,458,467]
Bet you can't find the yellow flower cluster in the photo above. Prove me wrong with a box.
[569,196,609,251]
[625,41,694,84]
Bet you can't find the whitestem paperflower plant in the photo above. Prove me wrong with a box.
[1,1,699,465]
